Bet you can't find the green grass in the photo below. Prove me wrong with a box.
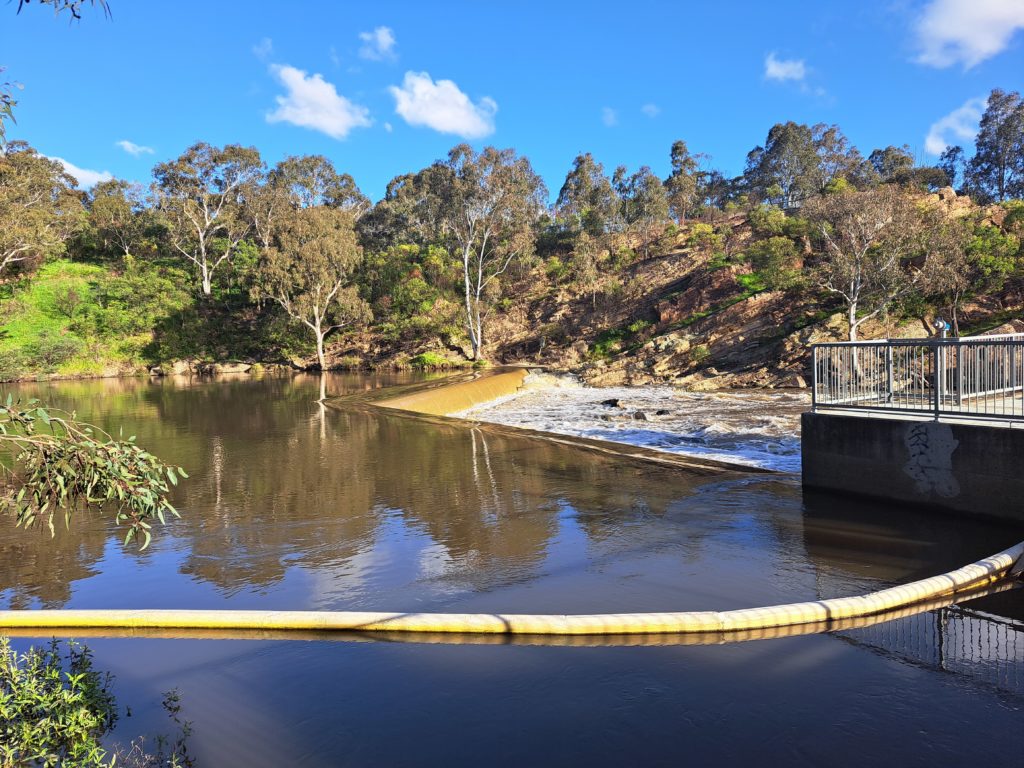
[0,259,190,379]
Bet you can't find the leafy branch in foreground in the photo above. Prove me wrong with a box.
[0,396,187,549]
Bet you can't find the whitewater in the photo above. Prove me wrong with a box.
[454,373,808,472]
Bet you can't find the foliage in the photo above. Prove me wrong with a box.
[556,153,619,236]
[665,140,705,222]
[0,638,116,767]
[0,638,195,768]
[690,344,711,364]
[746,236,804,291]
[0,142,82,274]
[0,397,187,547]
[967,88,1024,203]
[414,144,547,360]
[153,141,263,296]
[253,206,369,369]
[805,186,927,340]
[408,351,451,369]
[748,204,787,235]
[613,165,669,258]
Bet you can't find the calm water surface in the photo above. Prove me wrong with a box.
[1,374,1021,766]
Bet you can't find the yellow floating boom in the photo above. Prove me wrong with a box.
[1,541,1020,637]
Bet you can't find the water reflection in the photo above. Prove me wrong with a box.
[0,374,1019,617]
[1,374,1021,765]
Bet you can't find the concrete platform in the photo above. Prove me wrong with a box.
[802,411,1024,521]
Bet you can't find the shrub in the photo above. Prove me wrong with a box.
[746,236,804,291]
[0,638,117,767]
[690,344,711,364]
[748,204,787,235]
[0,349,25,381]
[408,351,450,369]
[26,331,84,370]
[0,638,195,768]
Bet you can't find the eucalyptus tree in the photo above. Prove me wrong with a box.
[745,122,862,206]
[0,141,81,274]
[253,207,370,370]
[967,88,1024,203]
[555,152,618,236]
[665,140,705,223]
[868,145,915,183]
[744,122,819,207]
[938,146,967,192]
[614,165,670,258]
[152,142,263,296]
[425,144,547,361]
[87,178,156,261]
[811,124,862,193]
[805,185,926,341]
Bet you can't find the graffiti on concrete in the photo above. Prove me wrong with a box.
[903,422,960,497]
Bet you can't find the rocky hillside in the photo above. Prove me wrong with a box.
[330,189,1024,390]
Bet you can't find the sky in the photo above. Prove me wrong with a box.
[1,0,1023,200]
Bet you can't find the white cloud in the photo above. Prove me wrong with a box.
[46,156,113,188]
[388,71,496,138]
[116,139,154,157]
[266,64,372,140]
[915,0,1024,68]
[359,26,397,61]
[329,46,341,68]
[602,107,618,127]
[383,121,393,133]
[252,37,273,60]
[925,96,986,155]
[641,103,660,118]
[764,52,806,82]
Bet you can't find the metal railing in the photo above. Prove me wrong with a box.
[811,334,1024,420]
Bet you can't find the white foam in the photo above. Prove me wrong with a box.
[455,378,808,472]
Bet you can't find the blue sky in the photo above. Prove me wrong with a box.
[2,0,1022,199]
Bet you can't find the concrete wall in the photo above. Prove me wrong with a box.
[376,368,528,416]
[802,411,1024,521]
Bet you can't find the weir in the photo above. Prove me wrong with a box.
[803,335,1024,520]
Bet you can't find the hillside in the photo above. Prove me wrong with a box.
[2,188,1021,388]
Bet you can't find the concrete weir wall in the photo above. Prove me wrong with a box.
[802,412,1024,521]
[376,368,529,416]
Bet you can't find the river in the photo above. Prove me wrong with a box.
[0,373,1021,766]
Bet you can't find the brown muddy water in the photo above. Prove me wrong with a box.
[0,373,1021,766]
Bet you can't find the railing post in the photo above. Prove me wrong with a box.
[885,345,893,403]
[811,345,817,411]
[933,343,941,421]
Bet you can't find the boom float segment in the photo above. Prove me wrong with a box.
[1,541,1020,636]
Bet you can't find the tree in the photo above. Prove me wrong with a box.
[744,122,819,208]
[0,141,81,274]
[15,0,110,19]
[806,186,926,341]
[87,178,156,262]
[571,231,600,308]
[253,207,370,370]
[555,153,618,236]
[967,88,1024,203]
[665,140,704,223]
[811,123,862,193]
[271,154,369,215]
[938,146,966,192]
[614,165,670,258]
[0,68,19,145]
[425,144,547,360]
[153,142,263,296]
[868,145,915,183]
